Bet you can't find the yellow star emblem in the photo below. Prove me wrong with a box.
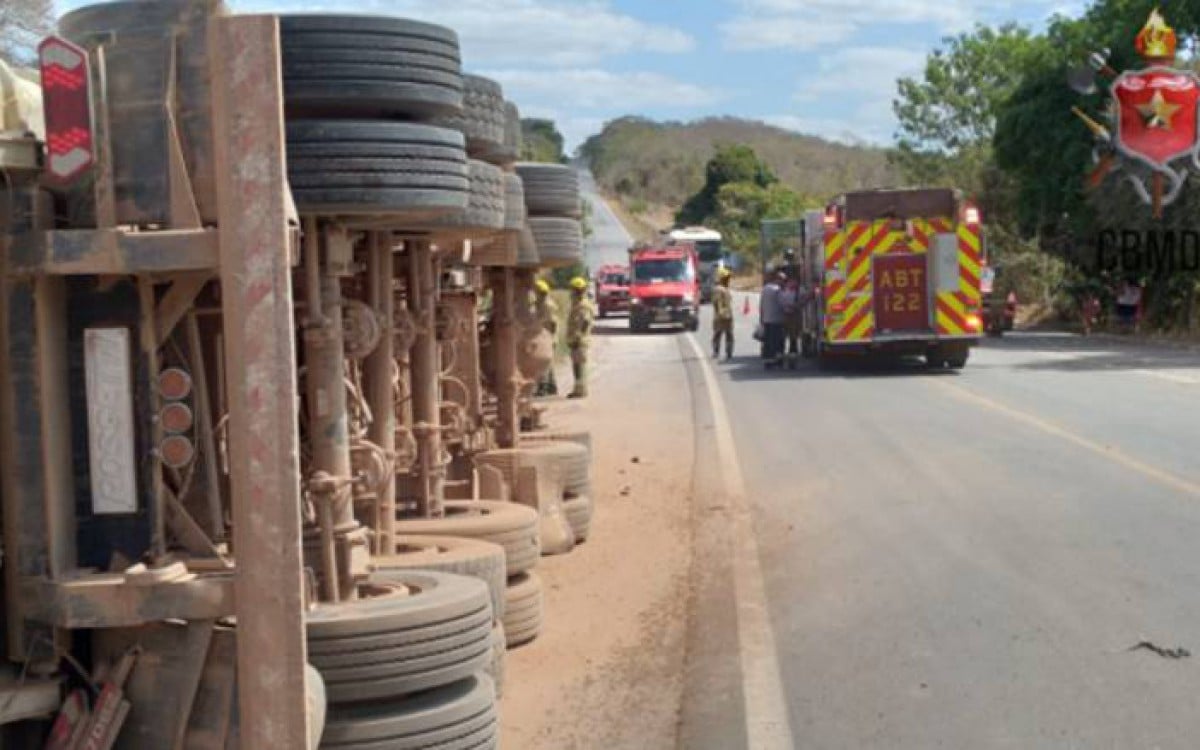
[1137,90,1181,129]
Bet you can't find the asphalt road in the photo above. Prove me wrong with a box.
[580,181,1200,748]
[580,169,633,270]
[704,306,1200,749]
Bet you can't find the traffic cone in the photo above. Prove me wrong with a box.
[743,297,751,316]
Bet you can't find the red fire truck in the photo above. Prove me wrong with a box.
[594,263,630,318]
[627,244,700,332]
[796,188,984,368]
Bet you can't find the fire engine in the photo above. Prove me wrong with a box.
[795,188,984,368]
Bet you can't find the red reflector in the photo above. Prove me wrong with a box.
[39,36,95,183]
[830,302,847,313]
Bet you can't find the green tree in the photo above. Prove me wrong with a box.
[676,144,776,225]
[710,181,809,257]
[520,119,566,163]
[892,23,1045,219]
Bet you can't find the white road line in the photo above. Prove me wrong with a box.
[1132,369,1200,385]
[684,333,795,750]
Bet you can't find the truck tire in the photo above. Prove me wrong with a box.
[395,500,540,576]
[482,101,522,166]
[562,494,594,542]
[528,217,583,267]
[515,225,540,267]
[503,174,527,231]
[434,74,506,159]
[286,120,468,218]
[503,572,544,648]
[320,674,497,748]
[374,536,507,620]
[946,348,969,369]
[420,159,505,235]
[279,15,463,120]
[307,571,492,703]
[486,622,506,698]
[515,163,582,218]
[306,664,326,750]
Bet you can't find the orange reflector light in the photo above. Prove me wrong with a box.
[160,402,194,434]
[160,435,195,469]
[158,368,193,401]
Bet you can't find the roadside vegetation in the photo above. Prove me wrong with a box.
[897,2,1200,332]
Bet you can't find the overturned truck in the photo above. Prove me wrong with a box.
[0,1,594,746]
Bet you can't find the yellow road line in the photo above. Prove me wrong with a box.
[932,380,1200,498]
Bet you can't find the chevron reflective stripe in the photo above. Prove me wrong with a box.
[823,224,847,306]
[835,294,874,341]
[935,290,972,335]
[957,223,983,305]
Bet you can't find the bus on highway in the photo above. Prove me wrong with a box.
[665,226,725,303]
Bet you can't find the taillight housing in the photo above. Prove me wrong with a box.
[39,36,95,183]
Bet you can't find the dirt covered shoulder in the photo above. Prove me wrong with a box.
[500,322,696,748]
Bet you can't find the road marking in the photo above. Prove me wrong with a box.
[933,379,1200,498]
[684,333,795,750]
[1133,369,1200,386]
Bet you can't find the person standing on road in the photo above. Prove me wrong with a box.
[534,278,559,396]
[760,268,787,368]
[711,266,735,360]
[566,276,595,399]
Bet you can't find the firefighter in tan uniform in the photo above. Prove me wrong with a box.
[533,278,559,396]
[566,276,595,399]
[711,266,734,359]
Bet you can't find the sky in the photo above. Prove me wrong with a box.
[57,0,1088,151]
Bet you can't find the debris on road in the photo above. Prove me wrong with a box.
[1127,640,1191,659]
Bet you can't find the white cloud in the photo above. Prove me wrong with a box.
[223,0,695,66]
[769,46,923,145]
[484,69,721,110]
[795,46,926,101]
[721,0,1063,51]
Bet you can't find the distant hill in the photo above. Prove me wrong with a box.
[579,116,899,215]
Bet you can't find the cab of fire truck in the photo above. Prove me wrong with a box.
[627,244,700,333]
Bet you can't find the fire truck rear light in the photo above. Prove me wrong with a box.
[964,207,981,225]
[831,301,847,313]
[84,328,138,515]
[967,314,982,331]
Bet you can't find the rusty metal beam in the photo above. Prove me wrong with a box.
[21,574,235,629]
[491,268,519,449]
[408,240,445,517]
[155,271,213,347]
[210,14,310,750]
[364,232,396,553]
[9,229,218,275]
[0,185,77,662]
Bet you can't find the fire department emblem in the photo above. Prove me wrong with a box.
[1071,9,1200,216]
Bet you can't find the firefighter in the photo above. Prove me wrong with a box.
[566,276,595,399]
[711,266,734,360]
[534,278,558,396]
[760,267,787,368]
